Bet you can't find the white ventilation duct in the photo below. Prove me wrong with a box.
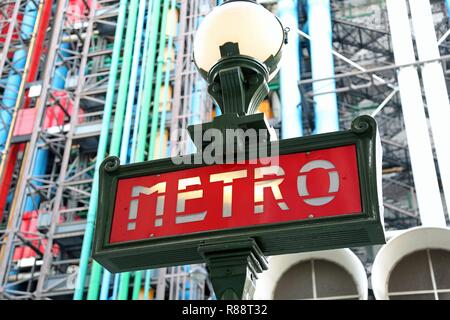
[254,249,368,300]
[371,226,450,300]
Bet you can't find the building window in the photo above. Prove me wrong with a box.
[388,249,450,300]
[273,259,360,300]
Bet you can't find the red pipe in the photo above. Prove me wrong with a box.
[23,0,53,109]
[0,0,53,222]
[0,144,19,220]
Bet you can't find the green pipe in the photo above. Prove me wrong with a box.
[147,0,171,161]
[105,0,141,301]
[87,0,139,300]
[135,0,163,162]
[86,262,103,300]
[109,0,139,157]
[137,0,171,299]
[130,0,156,302]
[117,272,131,300]
[135,0,165,299]
[130,0,154,163]
[125,0,163,300]
[73,0,129,301]
[132,271,142,300]
[158,0,176,159]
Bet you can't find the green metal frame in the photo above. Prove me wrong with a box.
[207,55,270,116]
[199,238,268,300]
[92,115,385,274]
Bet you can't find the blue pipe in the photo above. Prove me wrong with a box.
[24,39,72,212]
[20,1,39,40]
[24,149,48,211]
[0,50,27,150]
[130,0,155,300]
[130,0,154,163]
[0,1,38,151]
[111,273,120,299]
[52,42,70,90]
[307,0,339,133]
[447,0,450,18]
[0,2,39,211]
[1,1,38,286]
[143,269,152,300]
[120,0,147,163]
[278,0,303,139]
[184,265,190,300]
[99,266,112,300]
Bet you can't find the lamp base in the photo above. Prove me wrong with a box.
[207,55,270,116]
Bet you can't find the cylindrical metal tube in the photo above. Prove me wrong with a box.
[73,0,129,301]
[278,0,303,139]
[386,0,446,227]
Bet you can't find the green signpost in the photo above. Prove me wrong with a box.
[93,115,385,299]
[93,0,386,300]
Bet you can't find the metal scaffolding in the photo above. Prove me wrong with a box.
[0,0,215,300]
[0,0,449,300]
[298,0,450,231]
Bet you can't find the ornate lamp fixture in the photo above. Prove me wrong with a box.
[190,0,287,150]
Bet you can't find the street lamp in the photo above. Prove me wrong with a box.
[190,1,288,300]
[193,0,287,116]
[92,2,384,302]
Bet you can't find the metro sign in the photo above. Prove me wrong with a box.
[110,145,360,243]
[93,116,385,273]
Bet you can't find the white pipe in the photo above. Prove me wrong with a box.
[386,0,446,227]
[437,28,450,46]
[307,0,339,133]
[254,249,368,300]
[408,0,450,221]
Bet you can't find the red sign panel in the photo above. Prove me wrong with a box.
[110,144,362,244]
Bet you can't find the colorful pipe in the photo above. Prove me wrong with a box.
[73,0,129,300]
[0,0,50,222]
[278,0,303,139]
[130,0,154,165]
[0,0,39,150]
[147,0,171,161]
[102,0,140,301]
[99,0,148,300]
[307,0,339,133]
[23,41,72,212]
[135,0,162,163]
